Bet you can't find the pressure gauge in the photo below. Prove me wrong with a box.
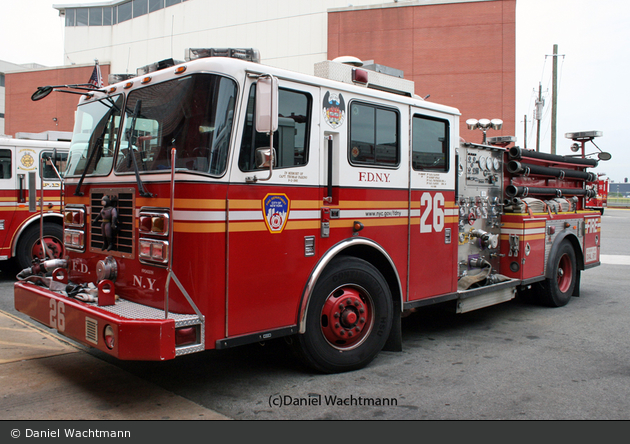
[478,156,486,169]
[493,158,500,171]
[486,157,494,171]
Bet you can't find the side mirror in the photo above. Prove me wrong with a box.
[598,152,612,161]
[255,76,278,134]
[255,147,277,168]
[31,86,53,101]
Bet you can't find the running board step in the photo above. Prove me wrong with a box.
[456,279,519,313]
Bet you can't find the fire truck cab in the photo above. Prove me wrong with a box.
[0,134,68,270]
[14,49,602,373]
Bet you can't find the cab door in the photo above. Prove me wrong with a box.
[225,78,321,337]
[407,110,458,300]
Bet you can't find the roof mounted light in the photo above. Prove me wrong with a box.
[565,131,603,141]
[108,73,134,84]
[185,48,260,63]
[466,119,479,130]
[136,58,183,76]
[332,56,363,67]
[467,118,503,144]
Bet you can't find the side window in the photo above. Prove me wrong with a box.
[239,84,311,172]
[412,115,449,172]
[41,151,68,180]
[349,102,399,167]
[0,149,11,179]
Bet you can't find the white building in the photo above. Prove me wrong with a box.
[53,0,491,76]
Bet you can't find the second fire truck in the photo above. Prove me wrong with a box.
[15,49,604,373]
[0,134,68,270]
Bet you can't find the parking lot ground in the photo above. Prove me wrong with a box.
[0,310,230,420]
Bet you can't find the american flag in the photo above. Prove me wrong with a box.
[88,61,103,88]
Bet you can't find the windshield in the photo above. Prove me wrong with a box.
[115,73,237,176]
[65,95,123,177]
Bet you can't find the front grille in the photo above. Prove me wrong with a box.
[90,189,135,258]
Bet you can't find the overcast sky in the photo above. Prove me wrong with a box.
[1,0,628,182]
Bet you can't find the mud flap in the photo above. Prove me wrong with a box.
[382,310,402,352]
[573,270,581,297]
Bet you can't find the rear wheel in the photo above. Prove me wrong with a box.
[537,240,578,307]
[295,257,393,373]
[16,222,64,270]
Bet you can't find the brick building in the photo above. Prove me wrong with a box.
[4,63,110,136]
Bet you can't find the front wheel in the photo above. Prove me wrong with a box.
[294,257,393,373]
[16,222,65,271]
[537,240,578,307]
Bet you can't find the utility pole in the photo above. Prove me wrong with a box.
[535,82,543,152]
[551,44,559,154]
[523,115,528,149]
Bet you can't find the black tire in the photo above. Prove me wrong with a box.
[537,240,578,307]
[16,222,65,271]
[294,256,393,373]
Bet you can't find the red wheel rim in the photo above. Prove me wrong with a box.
[32,237,64,261]
[320,285,374,350]
[557,253,573,293]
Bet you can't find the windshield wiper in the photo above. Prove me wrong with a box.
[125,100,153,198]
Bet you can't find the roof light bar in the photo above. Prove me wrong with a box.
[136,58,183,76]
[185,48,260,63]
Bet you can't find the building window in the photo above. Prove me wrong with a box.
[89,7,102,26]
[103,7,113,25]
[149,0,164,13]
[0,74,4,87]
[117,2,132,23]
[76,8,89,26]
[412,115,449,172]
[64,0,184,26]
[65,9,75,26]
[133,0,148,18]
[349,102,399,167]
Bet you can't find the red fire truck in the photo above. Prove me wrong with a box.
[0,134,68,270]
[15,49,603,373]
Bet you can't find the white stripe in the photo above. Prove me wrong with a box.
[600,255,630,265]
[288,210,319,220]
[174,210,225,221]
[501,228,546,235]
[172,209,319,223]
[343,209,409,218]
[228,210,263,221]
[0,201,62,207]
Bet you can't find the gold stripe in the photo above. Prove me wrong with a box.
[503,221,546,229]
[500,234,546,241]
[65,196,90,205]
[137,197,173,208]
